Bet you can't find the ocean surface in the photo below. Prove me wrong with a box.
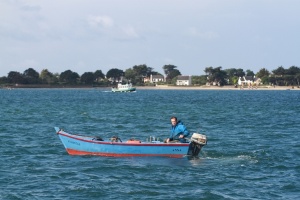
[0,88,299,200]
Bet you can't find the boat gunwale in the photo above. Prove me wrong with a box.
[57,131,190,147]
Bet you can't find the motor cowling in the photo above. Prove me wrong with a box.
[187,133,207,156]
[190,133,207,145]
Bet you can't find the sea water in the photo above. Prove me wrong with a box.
[0,88,299,199]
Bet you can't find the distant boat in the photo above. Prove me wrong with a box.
[54,127,207,158]
[112,83,136,92]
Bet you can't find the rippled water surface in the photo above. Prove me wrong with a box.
[0,88,299,199]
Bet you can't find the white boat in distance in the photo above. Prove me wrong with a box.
[112,83,136,92]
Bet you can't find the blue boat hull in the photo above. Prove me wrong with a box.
[55,127,197,158]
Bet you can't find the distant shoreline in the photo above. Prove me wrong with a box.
[137,85,300,91]
[1,84,299,91]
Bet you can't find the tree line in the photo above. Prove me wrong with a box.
[0,64,299,87]
[195,66,300,86]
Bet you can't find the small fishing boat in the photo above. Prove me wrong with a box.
[54,127,207,158]
[112,83,136,92]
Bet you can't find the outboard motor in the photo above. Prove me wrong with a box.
[187,133,207,156]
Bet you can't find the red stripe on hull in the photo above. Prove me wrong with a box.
[66,148,185,158]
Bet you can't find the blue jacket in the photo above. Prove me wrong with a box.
[169,120,189,140]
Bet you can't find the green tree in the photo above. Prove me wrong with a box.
[256,68,270,79]
[192,75,207,85]
[295,73,300,86]
[246,69,254,76]
[268,76,276,85]
[204,66,214,76]
[133,65,148,77]
[7,71,24,84]
[23,68,40,84]
[60,70,79,84]
[236,68,245,77]
[163,64,176,75]
[224,68,237,77]
[284,75,294,86]
[0,76,8,84]
[272,66,285,76]
[132,64,149,85]
[261,76,270,85]
[94,70,105,82]
[81,72,95,84]
[163,65,181,83]
[125,64,160,85]
[272,66,300,86]
[52,73,59,84]
[286,66,300,75]
[231,76,239,85]
[124,68,136,83]
[146,67,160,76]
[40,69,55,84]
[168,69,181,81]
[205,66,227,86]
[256,68,270,85]
[276,77,284,86]
[224,68,245,85]
[106,68,124,83]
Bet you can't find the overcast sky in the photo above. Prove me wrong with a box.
[1,0,299,77]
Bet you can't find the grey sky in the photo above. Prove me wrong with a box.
[1,0,299,77]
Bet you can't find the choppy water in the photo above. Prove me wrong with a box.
[0,88,299,199]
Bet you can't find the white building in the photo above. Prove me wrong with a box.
[150,74,165,83]
[176,75,192,86]
[238,76,261,85]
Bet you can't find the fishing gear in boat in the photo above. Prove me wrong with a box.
[110,136,122,142]
[92,136,104,141]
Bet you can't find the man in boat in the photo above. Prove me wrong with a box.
[165,116,190,143]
